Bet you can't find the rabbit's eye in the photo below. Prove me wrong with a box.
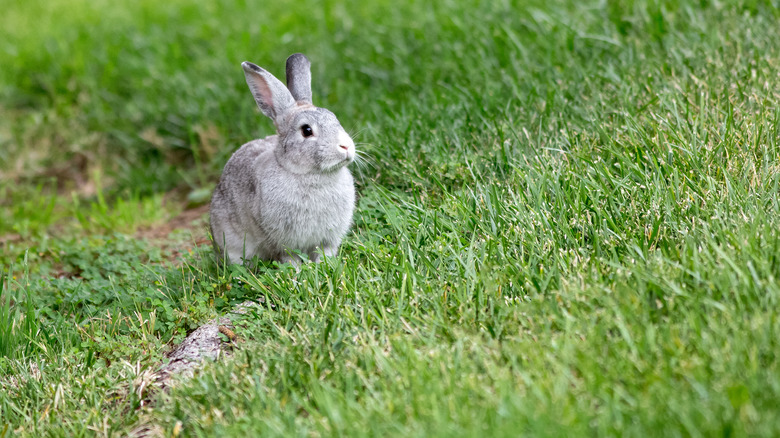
[301,124,314,137]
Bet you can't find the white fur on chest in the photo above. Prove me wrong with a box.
[257,169,353,250]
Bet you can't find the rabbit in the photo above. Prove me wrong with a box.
[209,53,356,265]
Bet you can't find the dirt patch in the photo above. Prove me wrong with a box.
[0,233,22,246]
[136,203,210,241]
[135,204,212,262]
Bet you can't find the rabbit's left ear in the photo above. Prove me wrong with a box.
[242,61,296,122]
[285,53,312,104]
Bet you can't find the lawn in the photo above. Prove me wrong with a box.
[2,0,780,436]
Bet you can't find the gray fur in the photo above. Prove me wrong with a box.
[286,53,312,104]
[210,55,356,265]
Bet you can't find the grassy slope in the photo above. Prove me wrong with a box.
[2,0,780,436]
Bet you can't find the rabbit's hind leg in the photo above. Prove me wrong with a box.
[217,232,258,265]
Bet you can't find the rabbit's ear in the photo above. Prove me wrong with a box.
[242,62,296,122]
[285,53,312,104]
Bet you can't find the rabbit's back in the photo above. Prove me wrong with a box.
[209,136,277,261]
[211,136,276,213]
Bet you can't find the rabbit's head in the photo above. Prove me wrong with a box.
[242,54,355,174]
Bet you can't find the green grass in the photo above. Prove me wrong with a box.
[2,0,780,435]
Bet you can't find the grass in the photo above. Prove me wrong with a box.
[2,0,780,435]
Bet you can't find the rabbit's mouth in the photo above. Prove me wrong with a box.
[318,130,354,172]
[320,157,353,173]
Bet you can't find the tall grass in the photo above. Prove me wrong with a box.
[0,261,45,363]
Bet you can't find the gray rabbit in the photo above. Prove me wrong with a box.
[209,54,356,265]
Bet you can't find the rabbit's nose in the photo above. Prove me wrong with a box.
[337,130,354,152]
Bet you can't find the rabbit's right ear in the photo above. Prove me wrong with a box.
[286,53,312,104]
[242,61,296,122]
